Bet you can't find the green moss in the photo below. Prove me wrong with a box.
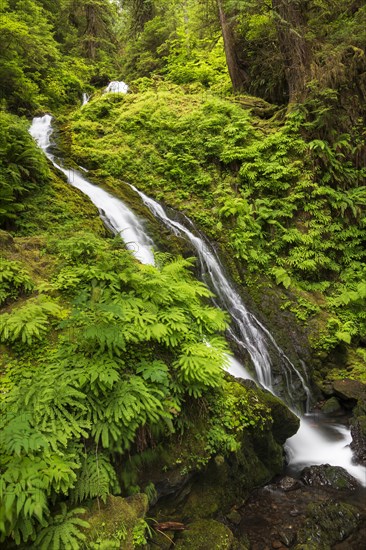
[296,499,360,549]
[174,519,235,550]
[84,494,149,549]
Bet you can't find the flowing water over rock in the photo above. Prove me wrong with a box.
[82,92,90,105]
[29,116,154,265]
[105,81,129,94]
[29,115,366,487]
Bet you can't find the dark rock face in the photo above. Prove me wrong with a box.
[332,379,366,405]
[300,464,358,490]
[350,415,366,465]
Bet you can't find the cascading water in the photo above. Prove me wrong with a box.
[129,185,308,399]
[105,81,129,94]
[29,115,366,486]
[82,93,90,105]
[29,116,155,265]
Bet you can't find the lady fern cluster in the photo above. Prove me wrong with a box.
[0,234,230,547]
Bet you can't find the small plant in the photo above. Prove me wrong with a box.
[0,258,34,305]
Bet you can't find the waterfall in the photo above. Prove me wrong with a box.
[129,185,308,401]
[29,115,366,486]
[82,93,90,105]
[29,116,155,265]
[105,81,129,94]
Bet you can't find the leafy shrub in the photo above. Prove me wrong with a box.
[0,112,50,227]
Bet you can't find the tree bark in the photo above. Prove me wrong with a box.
[272,0,311,104]
[217,0,248,92]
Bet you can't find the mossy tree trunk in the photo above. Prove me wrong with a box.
[217,0,249,91]
[272,0,311,104]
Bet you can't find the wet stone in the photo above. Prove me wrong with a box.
[278,476,302,492]
[226,509,242,525]
[301,464,358,490]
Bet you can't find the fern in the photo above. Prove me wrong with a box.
[32,504,89,550]
[0,295,63,345]
[70,451,119,504]
[0,257,34,305]
[174,340,227,397]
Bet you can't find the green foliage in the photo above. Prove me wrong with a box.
[0,295,63,345]
[0,112,50,227]
[0,0,59,113]
[0,234,231,546]
[0,257,34,305]
[33,504,89,550]
[204,380,271,456]
[69,82,366,361]
[70,452,119,504]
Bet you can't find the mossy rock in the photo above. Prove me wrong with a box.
[179,457,232,519]
[321,396,342,414]
[301,464,358,490]
[174,519,235,550]
[84,494,149,549]
[244,382,300,444]
[332,379,366,403]
[296,499,360,549]
[350,414,366,464]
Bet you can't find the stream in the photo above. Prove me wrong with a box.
[29,114,366,491]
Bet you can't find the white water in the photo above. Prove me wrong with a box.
[105,81,129,94]
[130,185,305,395]
[29,116,155,265]
[29,115,366,486]
[82,93,90,105]
[286,416,366,485]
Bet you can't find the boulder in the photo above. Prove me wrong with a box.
[83,494,149,549]
[332,379,366,405]
[277,476,302,492]
[174,519,236,550]
[320,397,342,415]
[295,499,360,549]
[300,464,358,491]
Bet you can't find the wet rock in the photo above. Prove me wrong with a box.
[350,415,366,465]
[278,527,296,546]
[295,499,361,548]
[174,519,236,549]
[301,464,358,490]
[321,397,342,415]
[226,509,242,525]
[278,476,302,492]
[332,379,366,406]
[154,469,195,501]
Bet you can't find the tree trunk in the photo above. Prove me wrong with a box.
[272,0,311,104]
[217,0,248,91]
